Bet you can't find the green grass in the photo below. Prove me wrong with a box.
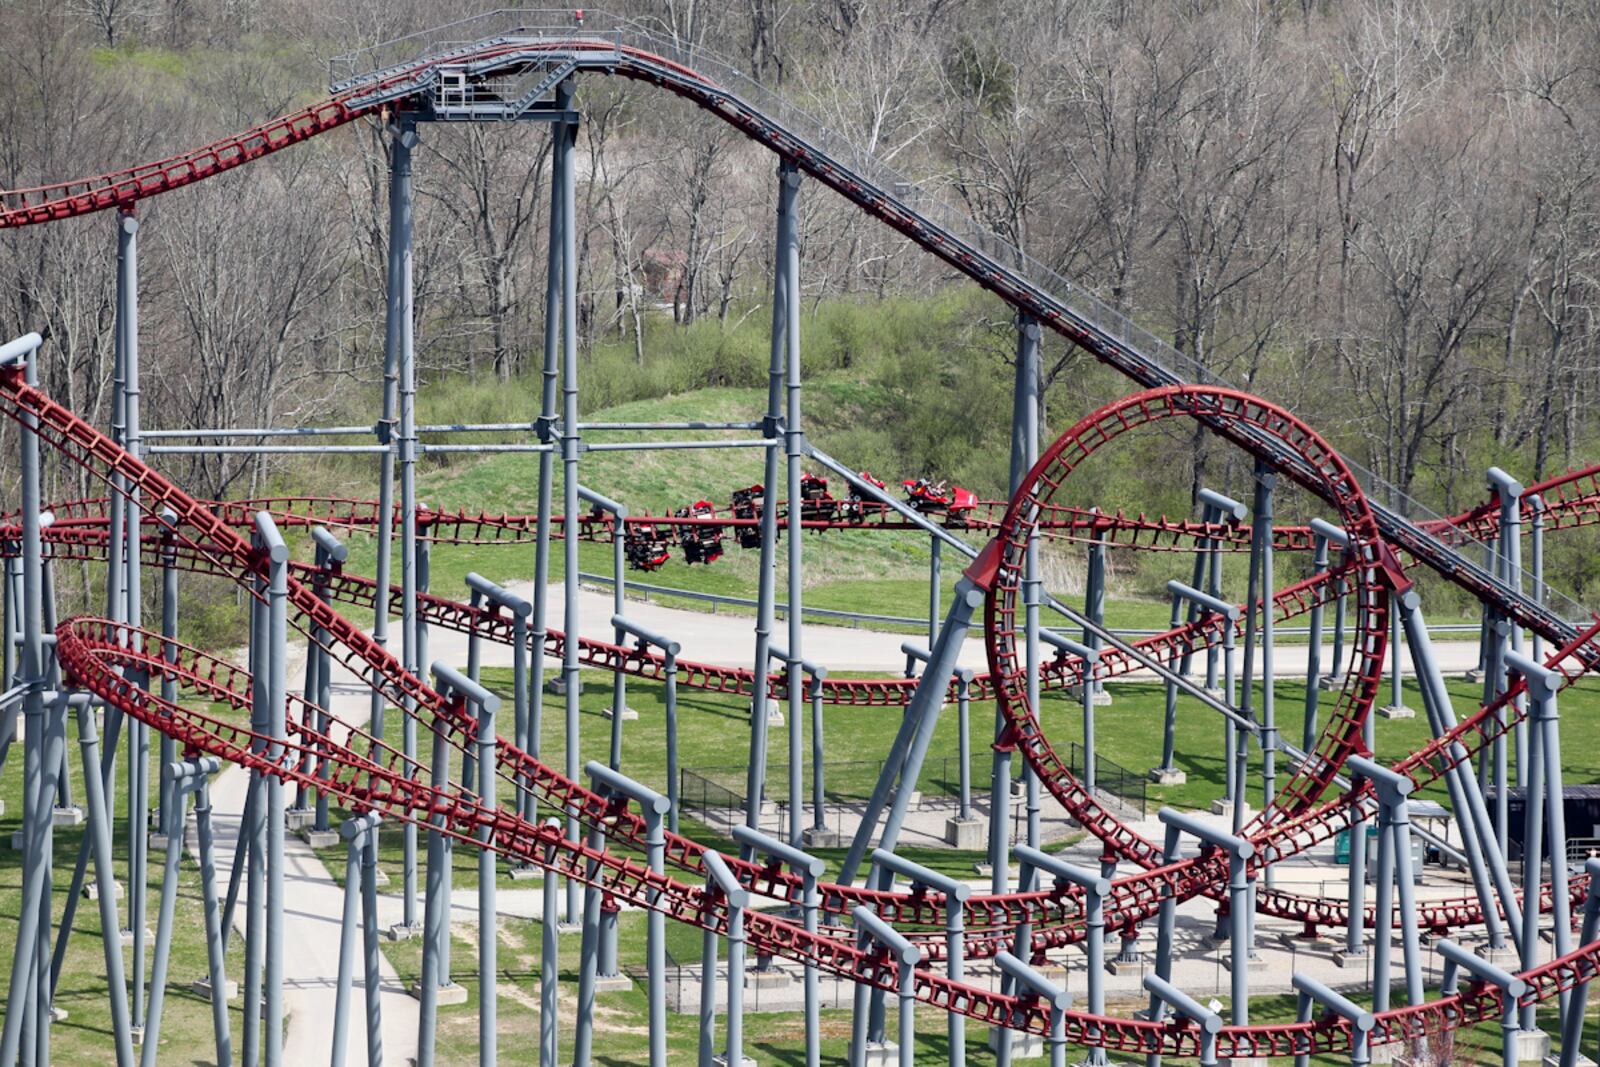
[0,707,252,1065]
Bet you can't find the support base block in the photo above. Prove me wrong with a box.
[594,973,634,993]
[408,980,468,1005]
[1209,799,1251,820]
[83,879,123,901]
[556,921,585,935]
[747,968,791,990]
[1317,674,1345,691]
[1220,955,1270,974]
[192,976,239,1002]
[1513,1030,1551,1063]
[545,675,582,696]
[1462,670,1484,684]
[601,705,640,721]
[1105,953,1145,976]
[1543,1055,1596,1067]
[801,827,843,848]
[944,816,984,849]
[300,829,340,849]
[508,865,543,882]
[52,806,84,827]
[120,927,154,947]
[385,922,424,942]
[1331,949,1368,969]
[712,1056,758,1067]
[284,808,316,830]
[987,1030,1045,1059]
[1222,1059,1271,1067]
[1148,767,1187,786]
[148,832,170,851]
[1378,704,1416,720]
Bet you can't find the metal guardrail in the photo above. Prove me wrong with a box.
[580,571,1484,638]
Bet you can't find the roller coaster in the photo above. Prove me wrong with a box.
[4,11,1600,1067]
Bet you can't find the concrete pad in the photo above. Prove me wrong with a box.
[944,816,983,849]
[1149,767,1186,786]
[1378,704,1415,719]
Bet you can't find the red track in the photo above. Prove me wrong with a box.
[7,33,1600,1055]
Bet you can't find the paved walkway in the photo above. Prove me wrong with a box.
[202,673,420,1067]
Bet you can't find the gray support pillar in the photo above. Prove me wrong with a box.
[556,79,583,927]
[585,766,668,1067]
[850,907,919,1067]
[158,516,179,837]
[527,81,574,835]
[476,684,499,1065]
[1438,939,1527,1067]
[72,696,136,1067]
[242,579,266,1067]
[733,830,826,1067]
[121,209,149,1046]
[1302,534,1330,752]
[1509,649,1569,1036]
[1490,469,1528,787]
[1156,810,1253,1023]
[387,115,423,937]
[996,953,1070,1067]
[779,160,806,849]
[1558,859,1600,1067]
[991,315,1040,894]
[956,668,974,822]
[331,815,380,1067]
[1144,822,1183,1067]
[1256,470,1277,853]
[1399,590,1521,952]
[1398,589,1508,949]
[540,820,561,1067]
[573,819,604,1067]
[870,849,970,1067]
[1085,519,1108,700]
[141,759,217,1067]
[193,773,232,1067]
[807,664,829,839]
[256,513,288,1067]
[1292,975,1374,1067]
[1016,846,1107,1065]
[1327,559,1348,686]
[746,159,799,832]
[697,852,747,1067]
[1143,976,1222,1067]
[840,576,984,882]
[929,536,942,646]
[1530,495,1545,665]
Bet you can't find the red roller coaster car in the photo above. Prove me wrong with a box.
[673,500,724,565]
[624,520,672,571]
[903,476,978,524]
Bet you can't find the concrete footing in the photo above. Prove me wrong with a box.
[594,973,634,993]
[1378,704,1416,719]
[301,828,339,849]
[712,1055,758,1067]
[944,816,983,849]
[1331,949,1367,969]
[52,805,83,827]
[802,827,843,848]
[192,976,239,1002]
[602,705,639,721]
[284,808,316,831]
[509,865,542,881]
[409,980,469,1005]
[84,879,123,901]
[386,922,423,942]
[987,1029,1045,1059]
[546,675,582,696]
[1148,767,1187,786]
